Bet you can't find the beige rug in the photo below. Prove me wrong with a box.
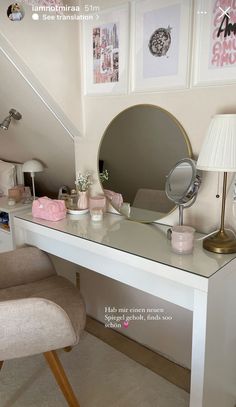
[0,333,189,407]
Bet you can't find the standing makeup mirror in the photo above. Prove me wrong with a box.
[98,104,192,223]
[165,159,201,225]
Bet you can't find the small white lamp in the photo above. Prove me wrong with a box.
[197,114,236,253]
[22,159,44,200]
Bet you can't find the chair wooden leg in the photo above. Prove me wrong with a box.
[44,350,80,407]
[0,361,3,371]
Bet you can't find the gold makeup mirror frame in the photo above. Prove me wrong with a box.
[98,104,193,223]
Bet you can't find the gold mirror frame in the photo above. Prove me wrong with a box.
[98,104,192,223]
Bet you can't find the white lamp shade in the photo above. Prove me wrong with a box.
[22,159,44,173]
[197,114,236,172]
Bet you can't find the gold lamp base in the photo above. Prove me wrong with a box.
[203,229,236,254]
[203,172,236,254]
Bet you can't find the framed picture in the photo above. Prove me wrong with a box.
[192,0,236,87]
[132,0,192,92]
[83,4,129,95]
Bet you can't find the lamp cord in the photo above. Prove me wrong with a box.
[220,172,227,233]
[216,172,220,198]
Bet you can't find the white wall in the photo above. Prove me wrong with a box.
[0,0,83,133]
[75,0,236,369]
[0,50,76,194]
[0,0,85,193]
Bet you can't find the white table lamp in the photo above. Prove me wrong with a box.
[22,159,44,200]
[197,114,236,253]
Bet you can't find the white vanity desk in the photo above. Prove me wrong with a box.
[14,212,236,407]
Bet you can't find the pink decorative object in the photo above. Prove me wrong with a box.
[104,189,123,209]
[171,226,195,254]
[8,187,21,203]
[77,191,89,210]
[89,195,106,211]
[22,186,32,203]
[32,197,66,221]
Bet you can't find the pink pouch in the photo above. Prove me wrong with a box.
[104,189,123,209]
[32,197,66,221]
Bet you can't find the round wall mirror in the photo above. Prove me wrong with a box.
[98,104,192,223]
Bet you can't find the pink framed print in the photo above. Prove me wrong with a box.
[192,0,236,86]
[83,4,129,95]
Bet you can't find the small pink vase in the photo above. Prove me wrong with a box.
[77,191,89,210]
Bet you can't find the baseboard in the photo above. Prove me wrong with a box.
[85,315,190,393]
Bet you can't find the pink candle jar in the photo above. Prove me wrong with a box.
[171,226,195,254]
[8,187,21,202]
[89,195,106,211]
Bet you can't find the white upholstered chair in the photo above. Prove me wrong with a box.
[0,247,86,407]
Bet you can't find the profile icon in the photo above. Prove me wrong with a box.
[7,3,24,21]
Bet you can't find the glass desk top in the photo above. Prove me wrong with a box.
[15,212,236,279]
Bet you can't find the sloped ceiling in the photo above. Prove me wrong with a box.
[0,50,76,196]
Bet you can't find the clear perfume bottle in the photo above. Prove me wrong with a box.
[69,189,78,209]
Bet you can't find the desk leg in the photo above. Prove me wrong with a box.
[190,267,236,407]
[14,221,27,248]
[190,289,207,407]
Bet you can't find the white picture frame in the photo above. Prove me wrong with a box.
[192,0,236,87]
[83,4,129,95]
[132,0,192,92]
